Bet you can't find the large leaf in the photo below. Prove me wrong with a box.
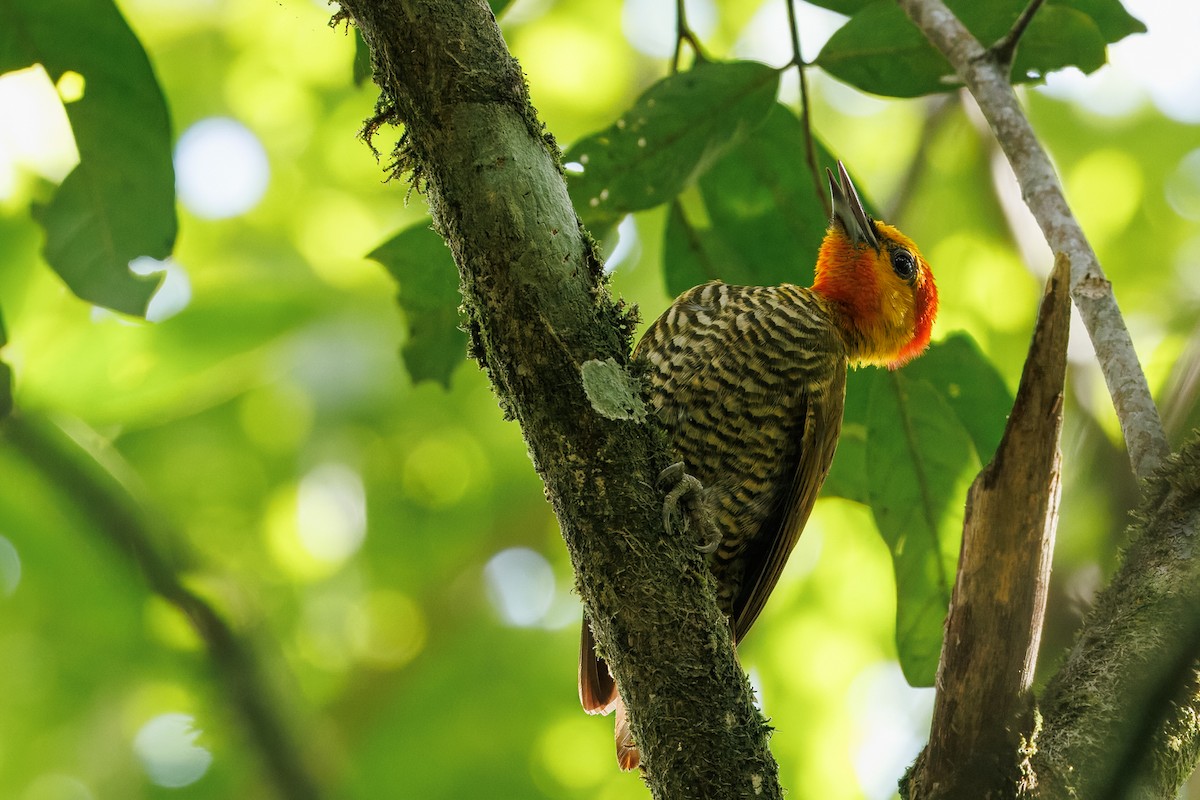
[0,0,176,316]
[368,223,467,388]
[866,371,978,686]
[661,104,833,295]
[900,332,1013,465]
[564,60,779,230]
[815,0,1140,98]
[824,333,1007,503]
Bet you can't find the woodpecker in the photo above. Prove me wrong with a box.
[579,162,939,770]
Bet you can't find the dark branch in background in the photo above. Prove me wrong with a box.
[335,1,782,796]
[884,94,957,222]
[784,0,826,217]
[904,254,1070,799]
[898,0,1170,480]
[989,0,1047,69]
[0,415,322,800]
[673,0,707,72]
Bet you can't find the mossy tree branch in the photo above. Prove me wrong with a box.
[334,1,782,796]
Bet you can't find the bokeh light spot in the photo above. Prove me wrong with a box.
[1166,149,1200,222]
[851,663,934,800]
[350,589,427,669]
[1066,149,1142,242]
[132,713,212,788]
[622,0,716,58]
[238,383,315,453]
[297,463,367,564]
[175,117,269,219]
[402,435,474,509]
[484,547,555,627]
[536,716,609,790]
[54,71,86,104]
[0,534,21,597]
[0,65,80,188]
[129,256,191,321]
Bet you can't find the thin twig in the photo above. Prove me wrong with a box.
[673,0,707,72]
[784,0,826,216]
[990,0,1048,69]
[1,415,323,800]
[897,0,1169,479]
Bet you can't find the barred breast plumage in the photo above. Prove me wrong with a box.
[579,162,939,772]
[635,280,848,637]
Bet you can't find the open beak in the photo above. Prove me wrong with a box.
[826,161,880,250]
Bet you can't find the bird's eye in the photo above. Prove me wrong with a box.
[891,249,916,281]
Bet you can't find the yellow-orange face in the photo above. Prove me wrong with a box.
[812,164,938,369]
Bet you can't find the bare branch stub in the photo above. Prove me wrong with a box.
[905,254,1070,799]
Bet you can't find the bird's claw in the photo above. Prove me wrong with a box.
[658,462,719,553]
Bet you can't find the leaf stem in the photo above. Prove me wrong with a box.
[990,0,1047,69]
[673,0,708,72]
[785,0,827,217]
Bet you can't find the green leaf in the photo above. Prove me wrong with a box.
[802,0,874,14]
[866,371,978,686]
[825,334,1007,505]
[1,0,176,316]
[823,368,871,504]
[1058,0,1146,43]
[661,104,832,295]
[901,333,1013,466]
[368,223,467,388]
[815,0,1130,97]
[815,2,956,98]
[1013,6,1107,82]
[565,60,779,230]
[489,0,515,15]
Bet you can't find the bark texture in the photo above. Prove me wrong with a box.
[335,2,781,796]
[906,254,1070,799]
[897,0,1169,480]
[1031,436,1200,798]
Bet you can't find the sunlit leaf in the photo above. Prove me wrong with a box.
[825,334,1007,504]
[368,223,467,388]
[823,368,871,504]
[1,0,175,316]
[565,60,779,230]
[902,332,1013,465]
[866,370,978,686]
[815,2,956,98]
[815,0,1137,98]
[662,104,832,295]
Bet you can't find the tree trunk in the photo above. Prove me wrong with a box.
[334,1,782,796]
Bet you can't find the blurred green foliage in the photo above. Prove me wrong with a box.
[0,0,1197,798]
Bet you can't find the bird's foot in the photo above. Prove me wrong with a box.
[657,462,720,553]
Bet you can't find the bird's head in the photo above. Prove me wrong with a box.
[812,162,938,369]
